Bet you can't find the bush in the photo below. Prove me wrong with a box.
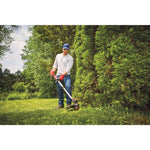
[94,26,150,108]
[12,82,26,93]
[0,93,8,101]
[7,93,22,100]
[25,83,36,93]
[31,92,40,98]
[73,26,97,105]
[7,92,31,100]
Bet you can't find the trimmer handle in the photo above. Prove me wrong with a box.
[73,99,78,103]
[52,75,59,83]
[53,75,57,80]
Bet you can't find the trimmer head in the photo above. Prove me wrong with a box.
[67,103,79,110]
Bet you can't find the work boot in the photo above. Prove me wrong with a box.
[54,104,64,110]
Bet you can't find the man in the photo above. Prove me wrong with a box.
[50,43,74,109]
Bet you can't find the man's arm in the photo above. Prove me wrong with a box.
[50,55,57,76]
[66,57,73,74]
[62,71,67,76]
[52,67,57,72]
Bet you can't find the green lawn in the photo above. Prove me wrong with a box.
[0,98,150,125]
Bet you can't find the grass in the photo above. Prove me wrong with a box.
[0,98,150,125]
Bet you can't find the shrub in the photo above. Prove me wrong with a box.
[94,26,150,108]
[12,82,26,93]
[7,92,31,100]
[0,93,8,101]
[25,83,36,93]
[73,26,97,105]
[7,93,23,100]
[31,92,39,98]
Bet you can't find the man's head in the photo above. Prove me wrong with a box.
[63,43,69,50]
[62,43,69,55]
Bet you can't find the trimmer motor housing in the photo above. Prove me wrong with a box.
[67,103,79,110]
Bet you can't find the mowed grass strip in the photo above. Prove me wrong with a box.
[0,99,150,125]
[0,99,57,113]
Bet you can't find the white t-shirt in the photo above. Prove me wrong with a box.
[53,53,74,75]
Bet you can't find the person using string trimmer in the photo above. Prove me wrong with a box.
[50,43,79,110]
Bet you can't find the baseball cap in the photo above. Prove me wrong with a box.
[63,43,70,50]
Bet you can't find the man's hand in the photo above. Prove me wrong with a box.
[50,70,55,76]
[59,74,65,81]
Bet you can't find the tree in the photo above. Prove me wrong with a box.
[21,25,150,109]
[12,82,26,93]
[94,25,150,108]
[0,67,3,92]
[73,25,98,105]
[0,25,18,58]
[0,68,24,93]
[22,25,76,98]
[1,68,16,92]
[15,70,25,82]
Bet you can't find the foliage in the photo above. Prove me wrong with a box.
[0,68,25,93]
[7,92,31,100]
[110,32,150,108]
[0,25,18,58]
[93,26,150,108]
[73,25,98,105]
[22,25,76,98]
[25,83,36,93]
[1,25,150,110]
[94,26,114,105]
[12,82,26,93]
[0,92,8,101]
[0,68,16,92]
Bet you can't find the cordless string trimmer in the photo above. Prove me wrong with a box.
[52,74,79,110]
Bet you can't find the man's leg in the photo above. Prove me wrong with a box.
[63,75,72,105]
[56,75,64,105]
